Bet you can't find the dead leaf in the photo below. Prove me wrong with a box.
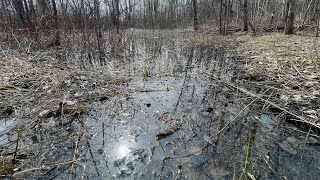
[204,134,214,145]
[65,100,77,106]
[210,167,230,178]
[188,146,202,156]
[39,109,50,117]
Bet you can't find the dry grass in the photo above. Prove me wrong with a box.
[236,33,320,127]
[0,42,131,176]
[0,45,129,121]
[179,34,233,48]
[178,32,320,129]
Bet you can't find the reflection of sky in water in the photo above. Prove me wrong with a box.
[51,31,320,179]
[115,144,130,159]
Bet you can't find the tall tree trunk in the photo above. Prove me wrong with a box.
[28,0,35,17]
[22,0,30,23]
[225,0,230,34]
[37,0,50,28]
[116,0,120,33]
[0,0,4,20]
[316,20,319,37]
[282,0,290,24]
[315,1,320,37]
[192,0,199,30]
[81,0,88,32]
[149,0,154,31]
[37,0,50,16]
[154,0,158,22]
[51,0,60,46]
[302,0,314,25]
[219,0,224,34]
[0,0,10,29]
[284,0,295,34]
[94,0,104,63]
[243,0,248,31]
[124,0,130,27]
[270,9,275,25]
[111,0,120,33]
[312,0,320,22]
[13,0,27,27]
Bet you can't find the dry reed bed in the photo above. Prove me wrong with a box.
[236,33,320,129]
[180,32,320,130]
[0,46,129,121]
[0,44,131,176]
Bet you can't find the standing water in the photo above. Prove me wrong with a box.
[3,29,320,179]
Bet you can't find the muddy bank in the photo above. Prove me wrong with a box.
[1,30,320,179]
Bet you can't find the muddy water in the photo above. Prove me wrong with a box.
[2,29,320,179]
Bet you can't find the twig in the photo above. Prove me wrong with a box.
[292,64,305,78]
[11,32,24,52]
[224,81,320,128]
[13,160,76,177]
[13,131,19,160]
[173,87,270,156]
[86,140,100,176]
[69,131,82,179]
[300,126,313,166]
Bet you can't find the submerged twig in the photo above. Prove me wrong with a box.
[69,131,82,179]
[13,160,76,177]
[173,85,270,156]
[13,131,19,160]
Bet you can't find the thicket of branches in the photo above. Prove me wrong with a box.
[0,0,319,43]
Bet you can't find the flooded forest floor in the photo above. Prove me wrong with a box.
[1,30,320,179]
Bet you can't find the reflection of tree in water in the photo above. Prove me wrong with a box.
[9,31,320,179]
[163,47,235,178]
[165,45,300,179]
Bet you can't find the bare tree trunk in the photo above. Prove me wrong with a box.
[52,0,57,19]
[192,0,199,30]
[219,0,224,34]
[81,0,88,32]
[22,0,30,23]
[28,0,35,17]
[116,0,120,33]
[270,9,275,25]
[282,0,290,24]
[154,0,158,24]
[225,0,230,34]
[52,0,60,46]
[284,0,295,34]
[0,0,4,20]
[315,2,320,37]
[149,0,154,31]
[316,20,319,37]
[37,0,50,16]
[94,0,104,63]
[0,0,10,30]
[13,0,27,27]
[111,0,120,33]
[312,0,320,22]
[243,0,248,31]
[302,0,313,25]
[37,0,50,28]
[210,1,218,20]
